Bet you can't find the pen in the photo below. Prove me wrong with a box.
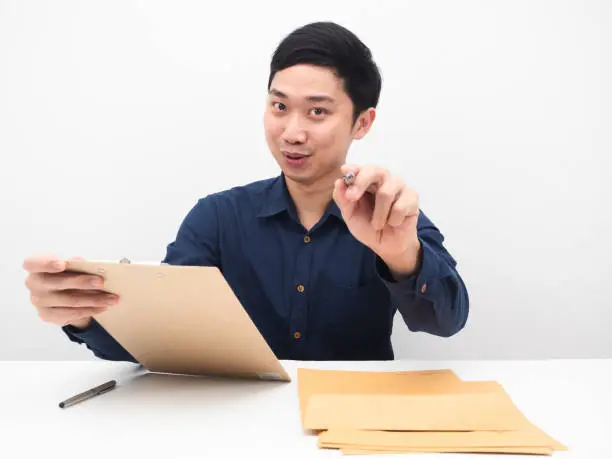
[59,380,117,408]
[343,172,356,186]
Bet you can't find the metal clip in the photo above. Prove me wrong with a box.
[119,257,131,264]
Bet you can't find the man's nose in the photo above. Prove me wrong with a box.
[282,114,307,144]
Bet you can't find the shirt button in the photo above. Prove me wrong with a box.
[297,284,305,293]
[303,235,311,243]
[420,283,427,294]
[293,331,302,340]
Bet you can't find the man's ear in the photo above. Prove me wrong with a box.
[351,108,376,140]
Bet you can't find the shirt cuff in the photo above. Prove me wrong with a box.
[62,319,107,344]
[375,238,451,297]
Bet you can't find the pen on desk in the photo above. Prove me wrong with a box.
[59,380,117,408]
[343,172,356,187]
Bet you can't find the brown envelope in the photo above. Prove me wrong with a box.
[304,391,530,431]
[64,260,290,381]
[319,425,567,450]
[297,368,463,425]
[298,368,565,455]
[342,447,553,455]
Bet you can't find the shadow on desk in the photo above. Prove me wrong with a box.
[106,370,290,410]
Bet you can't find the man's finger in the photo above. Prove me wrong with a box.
[372,178,403,230]
[26,272,105,293]
[387,188,419,227]
[23,255,66,274]
[332,178,357,220]
[388,188,419,227]
[42,272,105,291]
[345,166,387,202]
[32,291,118,309]
[340,163,361,177]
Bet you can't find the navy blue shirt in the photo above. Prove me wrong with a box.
[64,174,469,361]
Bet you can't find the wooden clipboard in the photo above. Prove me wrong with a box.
[65,259,291,382]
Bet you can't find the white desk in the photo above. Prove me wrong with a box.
[1,359,610,458]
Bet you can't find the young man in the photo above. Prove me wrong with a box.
[23,22,469,362]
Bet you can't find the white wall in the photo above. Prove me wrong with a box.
[1,0,610,361]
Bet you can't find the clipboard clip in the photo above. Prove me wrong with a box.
[119,257,131,264]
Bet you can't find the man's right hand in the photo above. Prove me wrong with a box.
[23,255,119,329]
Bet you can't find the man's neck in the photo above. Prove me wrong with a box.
[285,174,337,231]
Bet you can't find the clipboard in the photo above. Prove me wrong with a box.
[65,259,291,382]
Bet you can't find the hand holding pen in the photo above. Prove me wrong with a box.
[336,165,422,278]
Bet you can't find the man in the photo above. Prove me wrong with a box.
[23,22,469,362]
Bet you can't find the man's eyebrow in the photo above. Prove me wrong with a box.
[306,94,336,104]
[268,89,336,104]
[269,89,287,98]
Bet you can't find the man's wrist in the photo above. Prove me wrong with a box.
[68,317,93,330]
[382,239,422,280]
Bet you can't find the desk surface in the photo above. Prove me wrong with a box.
[1,359,610,458]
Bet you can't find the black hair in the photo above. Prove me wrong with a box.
[268,21,382,124]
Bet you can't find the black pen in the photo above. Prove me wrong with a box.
[59,380,117,408]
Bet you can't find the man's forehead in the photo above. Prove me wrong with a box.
[270,65,345,98]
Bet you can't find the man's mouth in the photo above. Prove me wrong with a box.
[282,151,311,168]
[282,151,310,160]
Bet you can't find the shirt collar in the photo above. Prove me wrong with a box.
[257,174,343,221]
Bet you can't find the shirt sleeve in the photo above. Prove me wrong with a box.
[62,196,221,361]
[162,196,221,267]
[62,319,138,362]
[375,210,470,337]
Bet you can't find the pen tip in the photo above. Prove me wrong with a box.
[59,402,65,408]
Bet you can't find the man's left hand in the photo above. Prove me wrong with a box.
[332,164,422,277]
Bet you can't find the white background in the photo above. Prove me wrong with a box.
[1,0,610,361]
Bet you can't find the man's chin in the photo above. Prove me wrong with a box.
[282,170,315,185]
[273,155,334,186]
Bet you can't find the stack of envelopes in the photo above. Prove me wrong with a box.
[297,368,566,456]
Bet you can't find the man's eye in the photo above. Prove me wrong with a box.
[310,107,327,116]
[273,102,287,111]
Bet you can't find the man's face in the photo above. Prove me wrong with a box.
[264,64,371,186]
